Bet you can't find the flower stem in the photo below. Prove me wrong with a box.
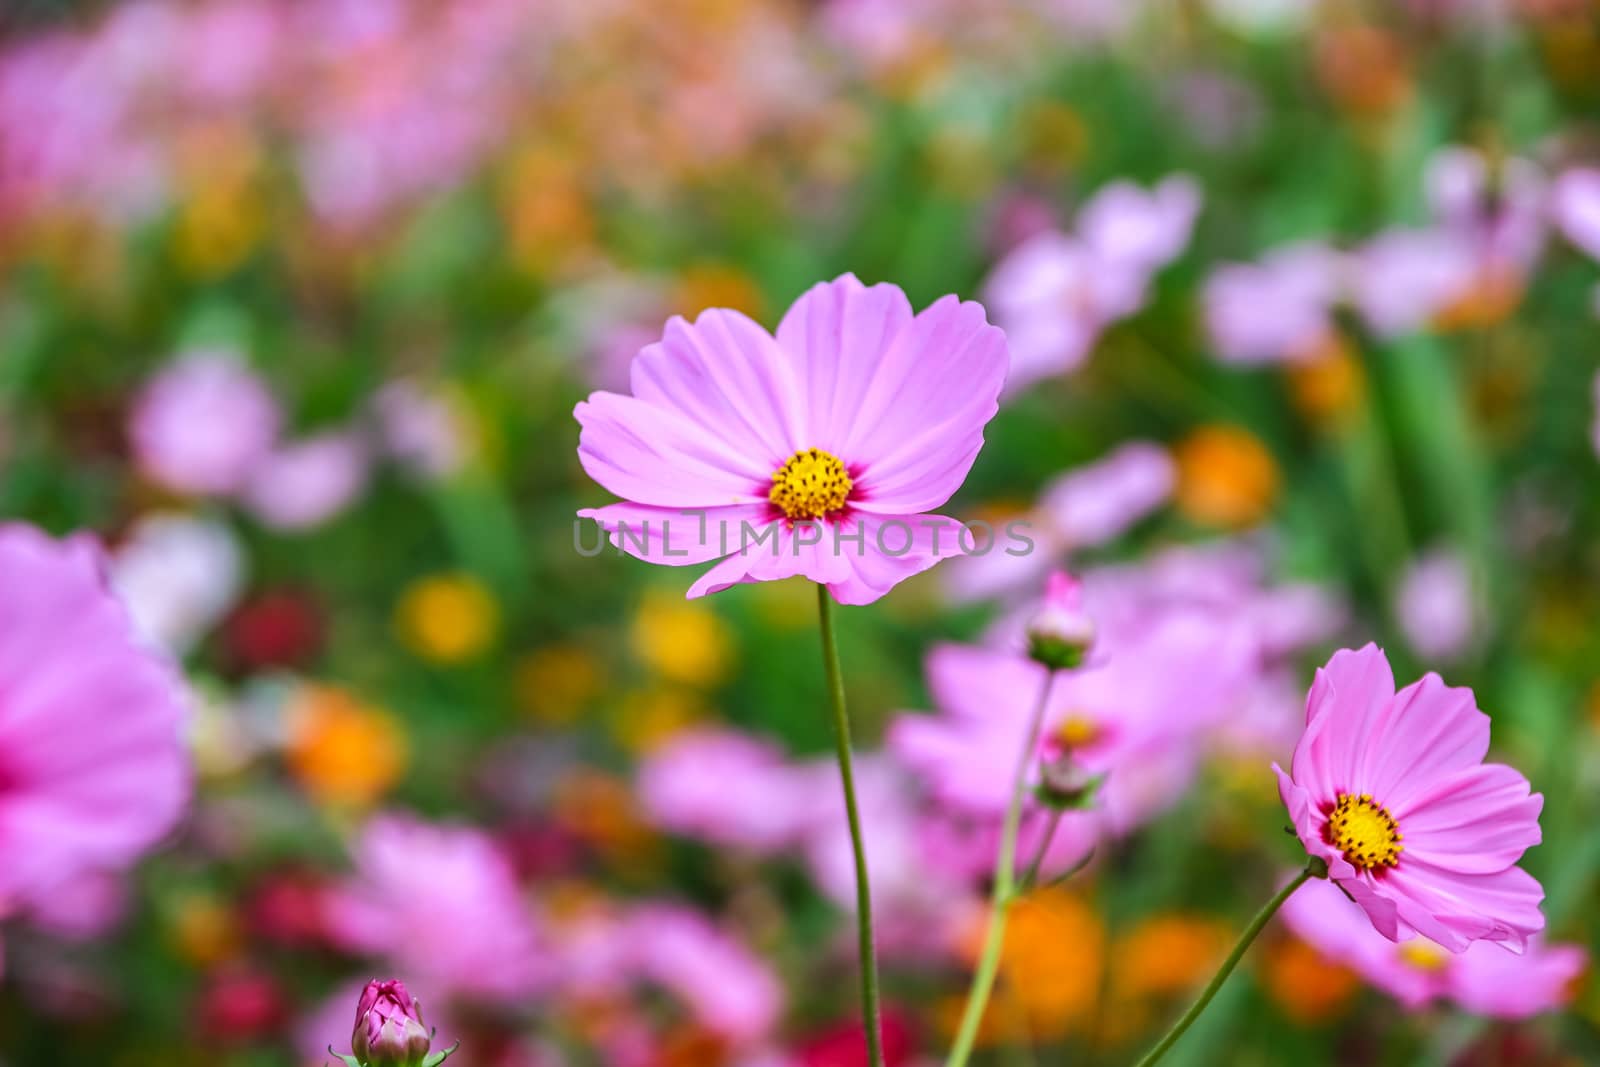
[1129,865,1319,1067]
[944,667,1057,1067]
[816,583,884,1067]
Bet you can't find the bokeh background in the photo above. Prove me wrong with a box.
[4,0,1600,1064]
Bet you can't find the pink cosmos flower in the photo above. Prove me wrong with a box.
[1394,547,1478,663]
[128,351,280,495]
[327,814,547,1003]
[1282,876,1585,1019]
[1550,168,1600,263]
[892,604,1256,834]
[942,441,1173,603]
[240,431,371,531]
[0,524,190,912]
[984,177,1200,391]
[1274,645,1546,952]
[637,729,816,852]
[575,273,1009,605]
[1203,243,1343,365]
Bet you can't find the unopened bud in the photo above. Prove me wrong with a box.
[1026,572,1095,671]
[340,979,457,1067]
[1037,754,1103,810]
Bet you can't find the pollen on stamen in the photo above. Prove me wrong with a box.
[1325,792,1404,872]
[769,447,853,521]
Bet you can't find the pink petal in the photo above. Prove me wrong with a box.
[1392,763,1542,874]
[1365,673,1491,811]
[1381,862,1546,953]
[1291,643,1396,801]
[578,503,770,566]
[575,391,768,508]
[631,309,805,465]
[842,296,1008,514]
[773,274,914,453]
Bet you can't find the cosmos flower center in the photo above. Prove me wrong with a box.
[1399,941,1448,972]
[1327,792,1403,871]
[1054,714,1101,750]
[769,448,853,520]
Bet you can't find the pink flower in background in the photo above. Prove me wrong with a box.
[638,730,815,852]
[576,273,1009,604]
[128,352,280,495]
[1282,876,1584,1018]
[1204,243,1343,364]
[628,905,784,1042]
[1275,645,1546,952]
[241,431,370,531]
[373,380,468,481]
[0,524,190,912]
[1350,228,1475,337]
[984,176,1200,392]
[1425,147,1545,271]
[1550,168,1600,262]
[892,603,1256,832]
[942,441,1173,603]
[1395,547,1478,662]
[328,814,547,1003]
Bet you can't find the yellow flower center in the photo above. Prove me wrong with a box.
[1054,714,1101,750]
[1398,941,1449,972]
[769,448,852,520]
[1327,793,1403,871]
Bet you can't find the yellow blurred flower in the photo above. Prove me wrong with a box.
[1174,425,1280,529]
[285,684,409,809]
[612,687,709,753]
[395,572,500,664]
[172,120,265,278]
[672,263,764,322]
[167,891,241,967]
[1261,936,1360,1025]
[1285,335,1364,428]
[516,643,605,725]
[629,591,733,687]
[1020,100,1089,176]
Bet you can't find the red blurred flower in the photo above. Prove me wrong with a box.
[795,1009,914,1067]
[199,969,287,1043]
[221,588,324,673]
[245,868,333,948]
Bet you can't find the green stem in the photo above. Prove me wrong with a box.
[944,667,1057,1067]
[816,583,884,1067]
[1017,807,1064,893]
[1129,865,1318,1067]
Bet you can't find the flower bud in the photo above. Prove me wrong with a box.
[1026,572,1095,671]
[350,980,434,1067]
[1036,753,1103,810]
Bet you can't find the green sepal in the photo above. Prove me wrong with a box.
[1035,771,1104,812]
[325,1048,363,1067]
[423,1042,461,1067]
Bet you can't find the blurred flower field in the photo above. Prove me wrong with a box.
[4,0,1600,1064]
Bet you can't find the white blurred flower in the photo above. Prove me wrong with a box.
[111,512,244,655]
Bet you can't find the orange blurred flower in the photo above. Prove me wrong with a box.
[1285,335,1365,428]
[1261,936,1360,1025]
[672,263,765,322]
[285,685,409,808]
[1174,425,1280,528]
